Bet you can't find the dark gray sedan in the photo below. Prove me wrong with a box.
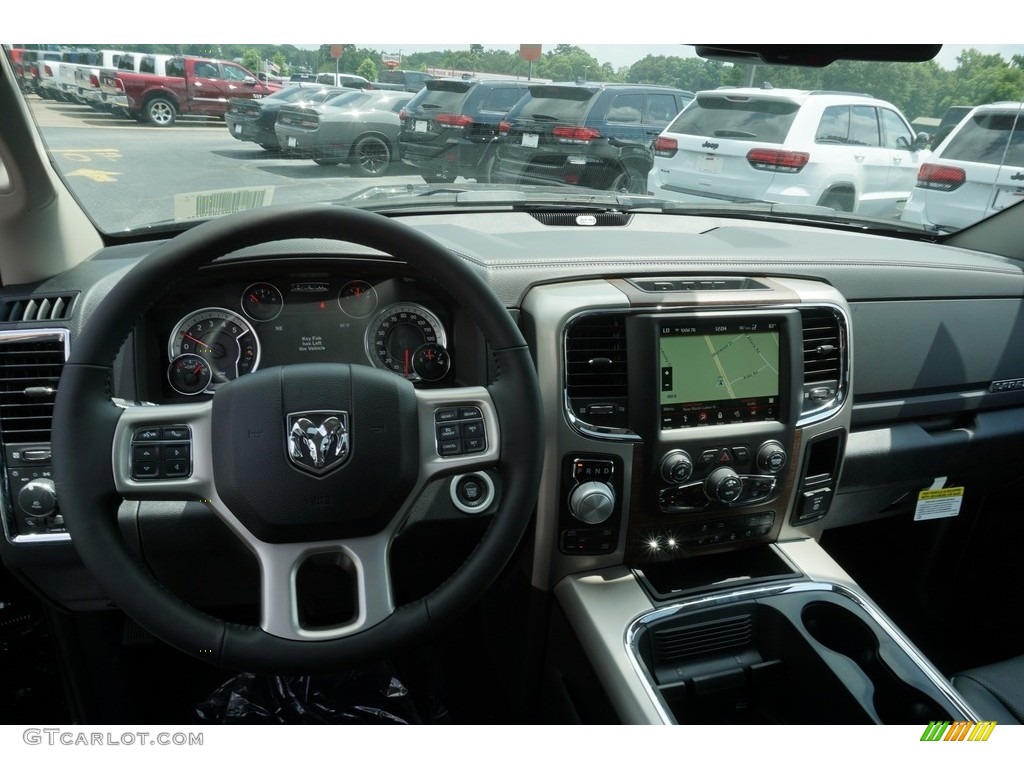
[225,84,357,150]
[275,90,415,176]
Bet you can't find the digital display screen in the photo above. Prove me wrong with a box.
[659,318,781,429]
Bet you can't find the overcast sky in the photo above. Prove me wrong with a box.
[12,0,1020,67]
[358,44,1024,71]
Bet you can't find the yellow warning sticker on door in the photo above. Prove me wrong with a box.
[914,486,964,521]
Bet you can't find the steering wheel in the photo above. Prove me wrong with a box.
[52,204,543,673]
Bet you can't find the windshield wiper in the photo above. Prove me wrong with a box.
[713,130,758,138]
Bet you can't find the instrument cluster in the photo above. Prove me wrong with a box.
[151,268,455,398]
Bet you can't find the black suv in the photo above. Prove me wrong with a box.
[399,78,532,182]
[492,82,693,193]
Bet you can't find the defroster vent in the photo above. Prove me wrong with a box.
[565,314,629,433]
[2,294,77,323]
[0,332,68,445]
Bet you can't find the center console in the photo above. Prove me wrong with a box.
[525,275,974,725]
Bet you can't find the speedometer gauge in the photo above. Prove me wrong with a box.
[168,307,261,389]
[365,303,447,380]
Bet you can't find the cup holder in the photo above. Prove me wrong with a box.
[802,601,947,724]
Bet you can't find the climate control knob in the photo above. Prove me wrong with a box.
[705,467,743,504]
[568,481,616,525]
[660,450,694,484]
[18,478,57,518]
[757,441,788,474]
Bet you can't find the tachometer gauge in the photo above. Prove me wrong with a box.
[241,282,283,322]
[365,303,447,380]
[168,307,261,388]
[168,353,213,396]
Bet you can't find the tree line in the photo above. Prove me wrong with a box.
[46,44,1024,120]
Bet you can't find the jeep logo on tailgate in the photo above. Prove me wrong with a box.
[702,141,720,150]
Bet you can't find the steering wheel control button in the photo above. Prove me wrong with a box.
[438,439,462,456]
[463,436,486,453]
[434,405,488,457]
[133,445,160,462]
[130,425,192,480]
[437,423,461,441]
[163,459,189,478]
[450,472,496,514]
[132,461,159,478]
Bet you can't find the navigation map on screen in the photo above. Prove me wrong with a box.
[659,321,780,428]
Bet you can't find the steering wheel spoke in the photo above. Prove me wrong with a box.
[254,533,395,641]
[416,386,501,481]
[112,400,215,501]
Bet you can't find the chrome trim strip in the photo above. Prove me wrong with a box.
[794,302,852,427]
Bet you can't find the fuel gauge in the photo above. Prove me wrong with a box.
[242,282,284,322]
[168,353,213,396]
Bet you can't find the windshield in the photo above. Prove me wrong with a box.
[6,42,1024,235]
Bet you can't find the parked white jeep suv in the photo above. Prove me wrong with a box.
[901,102,1024,232]
[648,87,930,218]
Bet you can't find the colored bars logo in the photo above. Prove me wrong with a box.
[920,721,997,741]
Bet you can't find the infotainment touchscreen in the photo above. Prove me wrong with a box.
[659,318,781,428]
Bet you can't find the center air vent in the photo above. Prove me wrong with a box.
[799,306,845,420]
[564,314,629,434]
[0,331,68,445]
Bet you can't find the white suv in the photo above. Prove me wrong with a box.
[648,88,930,218]
[901,102,1024,232]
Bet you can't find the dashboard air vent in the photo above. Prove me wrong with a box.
[799,306,844,419]
[565,314,628,431]
[653,613,754,663]
[3,294,77,323]
[0,333,68,444]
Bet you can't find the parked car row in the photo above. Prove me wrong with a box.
[19,48,279,126]
[398,79,695,190]
[226,86,416,176]
[26,52,1023,230]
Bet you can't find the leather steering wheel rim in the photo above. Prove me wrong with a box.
[52,204,543,673]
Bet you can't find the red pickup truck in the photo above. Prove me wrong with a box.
[111,56,277,126]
